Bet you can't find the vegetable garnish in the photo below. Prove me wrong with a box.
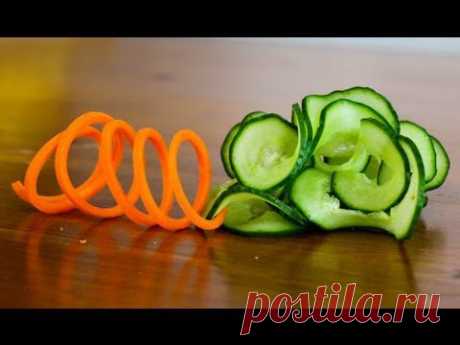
[12,112,226,231]
[13,86,451,240]
[207,86,450,240]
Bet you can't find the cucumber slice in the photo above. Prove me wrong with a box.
[289,136,425,240]
[291,103,313,142]
[383,137,426,239]
[229,107,311,191]
[303,86,399,135]
[217,199,302,236]
[315,145,369,173]
[325,155,353,165]
[202,179,238,217]
[241,110,268,124]
[312,100,390,173]
[377,161,392,185]
[425,135,450,191]
[291,103,314,174]
[332,119,410,212]
[206,183,306,236]
[400,120,436,183]
[314,99,392,151]
[220,111,266,178]
[221,124,240,178]
[362,155,381,180]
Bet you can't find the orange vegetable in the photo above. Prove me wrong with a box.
[12,112,226,231]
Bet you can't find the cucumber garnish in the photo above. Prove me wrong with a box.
[209,86,449,239]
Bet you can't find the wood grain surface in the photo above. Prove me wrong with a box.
[0,38,459,308]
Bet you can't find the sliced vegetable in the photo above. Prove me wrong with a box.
[314,99,391,151]
[400,120,437,182]
[229,106,311,191]
[206,183,306,235]
[331,119,410,212]
[220,123,240,178]
[216,85,449,239]
[425,135,450,191]
[220,111,266,178]
[291,103,313,142]
[202,179,238,216]
[289,136,425,240]
[315,144,369,173]
[12,112,227,231]
[362,156,381,181]
[303,86,399,135]
[223,201,303,236]
[312,99,390,173]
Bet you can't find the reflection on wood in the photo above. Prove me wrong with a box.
[19,213,213,307]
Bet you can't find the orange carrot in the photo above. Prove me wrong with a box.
[12,112,225,231]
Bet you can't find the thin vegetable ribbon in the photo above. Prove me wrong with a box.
[12,112,226,231]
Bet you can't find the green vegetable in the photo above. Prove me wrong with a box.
[205,183,306,236]
[424,135,450,191]
[303,86,400,136]
[229,105,311,191]
[220,111,266,178]
[400,120,437,182]
[331,119,410,212]
[207,86,449,239]
[289,137,425,240]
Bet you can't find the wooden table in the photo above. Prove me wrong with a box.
[0,38,459,308]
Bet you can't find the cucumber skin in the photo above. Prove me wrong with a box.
[223,224,304,237]
[220,122,240,178]
[331,118,411,212]
[310,98,395,155]
[425,135,450,191]
[292,102,313,142]
[400,120,437,183]
[220,111,266,178]
[283,103,314,186]
[229,111,312,192]
[360,155,373,173]
[302,86,400,134]
[206,183,308,227]
[394,136,426,240]
[287,136,425,240]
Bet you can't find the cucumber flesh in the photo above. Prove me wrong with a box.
[291,102,313,142]
[314,99,391,152]
[425,135,450,191]
[312,100,390,173]
[217,86,449,240]
[384,137,426,239]
[332,119,410,212]
[303,86,399,136]
[205,183,306,235]
[400,120,437,183]
[289,136,425,240]
[315,144,369,173]
[220,111,266,178]
[202,179,238,217]
[221,124,240,177]
[218,198,302,235]
[230,115,297,190]
[362,155,381,181]
[230,107,311,191]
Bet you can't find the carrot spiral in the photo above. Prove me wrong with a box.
[12,112,226,231]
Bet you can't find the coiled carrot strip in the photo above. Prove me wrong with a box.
[12,112,226,231]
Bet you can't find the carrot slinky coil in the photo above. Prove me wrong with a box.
[11,112,226,231]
